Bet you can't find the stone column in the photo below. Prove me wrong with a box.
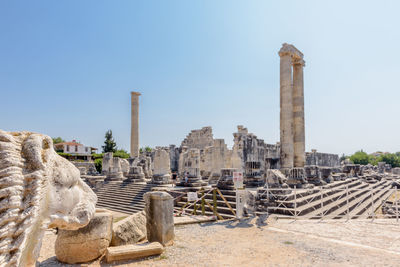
[130,91,141,158]
[144,191,174,246]
[293,59,305,167]
[279,47,294,171]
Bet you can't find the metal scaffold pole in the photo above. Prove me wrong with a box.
[320,188,324,221]
[396,189,399,223]
[294,186,297,220]
[346,184,350,221]
[370,189,374,222]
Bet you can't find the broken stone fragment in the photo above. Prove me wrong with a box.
[111,210,147,246]
[55,212,113,264]
[105,242,164,263]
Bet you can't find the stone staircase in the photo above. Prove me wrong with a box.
[259,178,393,219]
[94,181,156,214]
[174,187,237,219]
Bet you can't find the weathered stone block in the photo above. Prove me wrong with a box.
[111,210,147,246]
[266,169,287,187]
[105,242,164,263]
[55,212,113,264]
[393,168,400,175]
[144,191,174,246]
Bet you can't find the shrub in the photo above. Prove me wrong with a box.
[349,150,370,165]
[94,158,102,173]
[92,153,104,159]
[114,149,130,159]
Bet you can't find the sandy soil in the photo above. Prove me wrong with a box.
[38,216,400,267]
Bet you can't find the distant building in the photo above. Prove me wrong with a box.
[54,140,97,161]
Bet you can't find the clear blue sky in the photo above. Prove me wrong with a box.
[1,1,399,155]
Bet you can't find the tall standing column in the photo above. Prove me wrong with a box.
[279,48,294,170]
[131,91,141,158]
[293,59,305,167]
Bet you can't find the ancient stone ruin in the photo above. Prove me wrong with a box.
[0,130,97,267]
[88,43,400,227]
[152,148,172,184]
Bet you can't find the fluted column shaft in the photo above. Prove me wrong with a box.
[293,60,305,167]
[279,53,294,170]
[131,92,141,158]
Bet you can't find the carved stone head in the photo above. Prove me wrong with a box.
[0,130,97,266]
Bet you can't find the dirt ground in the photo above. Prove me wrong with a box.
[38,216,400,267]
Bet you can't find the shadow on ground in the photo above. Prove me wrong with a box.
[199,214,269,229]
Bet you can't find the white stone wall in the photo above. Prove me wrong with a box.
[63,144,91,155]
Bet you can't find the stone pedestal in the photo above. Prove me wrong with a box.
[177,148,207,187]
[177,176,208,187]
[152,174,172,185]
[287,167,310,188]
[152,148,172,184]
[126,166,146,182]
[144,192,174,246]
[304,165,324,186]
[217,168,238,190]
[106,157,124,182]
[319,167,334,183]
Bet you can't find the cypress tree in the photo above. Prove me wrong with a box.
[102,130,117,153]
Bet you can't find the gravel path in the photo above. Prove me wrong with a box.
[38,217,400,266]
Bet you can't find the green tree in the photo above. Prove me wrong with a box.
[91,153,104,159]
[349,150,370,165]
[140,146,152,153]
[114,149,130,159]
[102,130,117,153]
[52,137,65,144]
[377,153,400,168]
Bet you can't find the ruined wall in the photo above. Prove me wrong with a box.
[176,125,280,182]
[181,126,214,151]
[72,161,98,175]
[305,150,340,167]
[230,126,278,186]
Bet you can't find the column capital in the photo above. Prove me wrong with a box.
[131,91,141,96]
[278,43,304,59]
[293,58,305,67]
